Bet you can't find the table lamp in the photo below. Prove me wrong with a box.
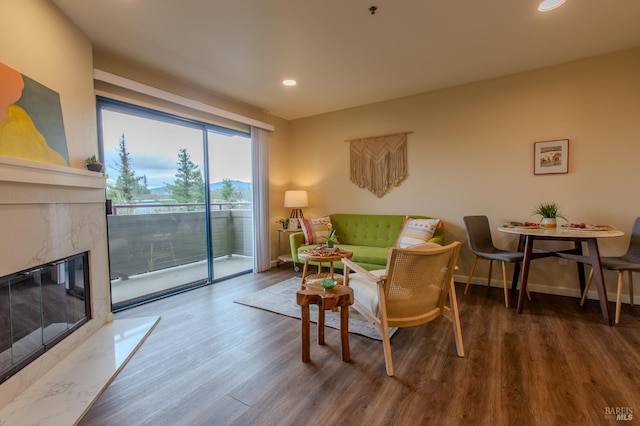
[284,190,308,219]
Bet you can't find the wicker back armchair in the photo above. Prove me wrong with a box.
[343,241,463,376]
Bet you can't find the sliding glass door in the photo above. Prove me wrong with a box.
[207,130,254,280]
[98,98,253,310]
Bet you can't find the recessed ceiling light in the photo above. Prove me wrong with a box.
[538,0,566,12]
[283,79,297,86]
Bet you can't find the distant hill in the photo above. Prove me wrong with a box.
[148,180,251,195]
[149,186,168,195]
[209,180,251,191]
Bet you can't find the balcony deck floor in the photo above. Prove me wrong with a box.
[111,256,253,305]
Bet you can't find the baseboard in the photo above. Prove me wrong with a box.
[454,273,640,305]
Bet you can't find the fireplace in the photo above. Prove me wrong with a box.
[0,156,111,410]
[1,252,91,384]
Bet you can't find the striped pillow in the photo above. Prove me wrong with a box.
[394,217,441,248]
[300,216,339,245]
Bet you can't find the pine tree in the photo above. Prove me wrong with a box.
[220,178,239,202]
[141,175,150,196]
[166,148,204,204]
[107,133,144,203]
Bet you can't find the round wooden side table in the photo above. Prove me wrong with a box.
[298,247,353,285]
[295,282,354,362]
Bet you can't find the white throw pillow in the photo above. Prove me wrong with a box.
[394,217,441,248]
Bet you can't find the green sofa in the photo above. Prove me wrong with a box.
[289,213,444,271]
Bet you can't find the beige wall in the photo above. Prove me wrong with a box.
[1,0,97,167]
[288,48,640,297]
[94,50,261,133]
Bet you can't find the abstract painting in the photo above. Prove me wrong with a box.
[0,62,69,166]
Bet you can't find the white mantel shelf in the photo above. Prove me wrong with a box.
[0,155,107,190]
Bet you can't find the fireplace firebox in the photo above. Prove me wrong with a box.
[0,252,91,384]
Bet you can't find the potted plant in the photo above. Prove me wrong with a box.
[276,218,289,230]
[325,225,337,248]
[320,277,337,291]
[85,155,104,173]
[533,202,567,228]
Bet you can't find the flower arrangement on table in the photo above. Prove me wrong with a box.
[325,223,337,248]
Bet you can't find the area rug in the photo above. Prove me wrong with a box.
[234,277,397,341]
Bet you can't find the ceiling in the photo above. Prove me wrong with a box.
[52,0,640,121]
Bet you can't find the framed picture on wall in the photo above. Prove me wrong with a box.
[534,139,569,175]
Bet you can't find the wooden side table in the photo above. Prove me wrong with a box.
[298,247,353,285]
[295,283,354,362]
[276,229,299,270]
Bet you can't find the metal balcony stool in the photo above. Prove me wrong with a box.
[141,233,177,271]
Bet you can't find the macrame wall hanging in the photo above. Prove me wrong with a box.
[347,131,411,198]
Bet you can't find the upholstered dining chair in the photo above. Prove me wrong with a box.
[580,216,640,324]
[342,241,463,377]
[463,215,530,308]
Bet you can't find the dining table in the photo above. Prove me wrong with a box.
[497,224,624,326]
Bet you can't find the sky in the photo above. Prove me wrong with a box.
[101,109,251,189]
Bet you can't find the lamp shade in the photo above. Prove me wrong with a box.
[284,190,308,208]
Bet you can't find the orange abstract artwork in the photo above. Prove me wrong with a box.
[0,62,69,166]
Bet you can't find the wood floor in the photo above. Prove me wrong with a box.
[80,266,640,426]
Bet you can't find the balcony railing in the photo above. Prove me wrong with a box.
[110,201,252,215]
[107,203,252,280]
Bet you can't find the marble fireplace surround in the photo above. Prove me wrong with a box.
[0,155,113,410]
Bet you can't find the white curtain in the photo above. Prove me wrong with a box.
[251,126,271,272]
